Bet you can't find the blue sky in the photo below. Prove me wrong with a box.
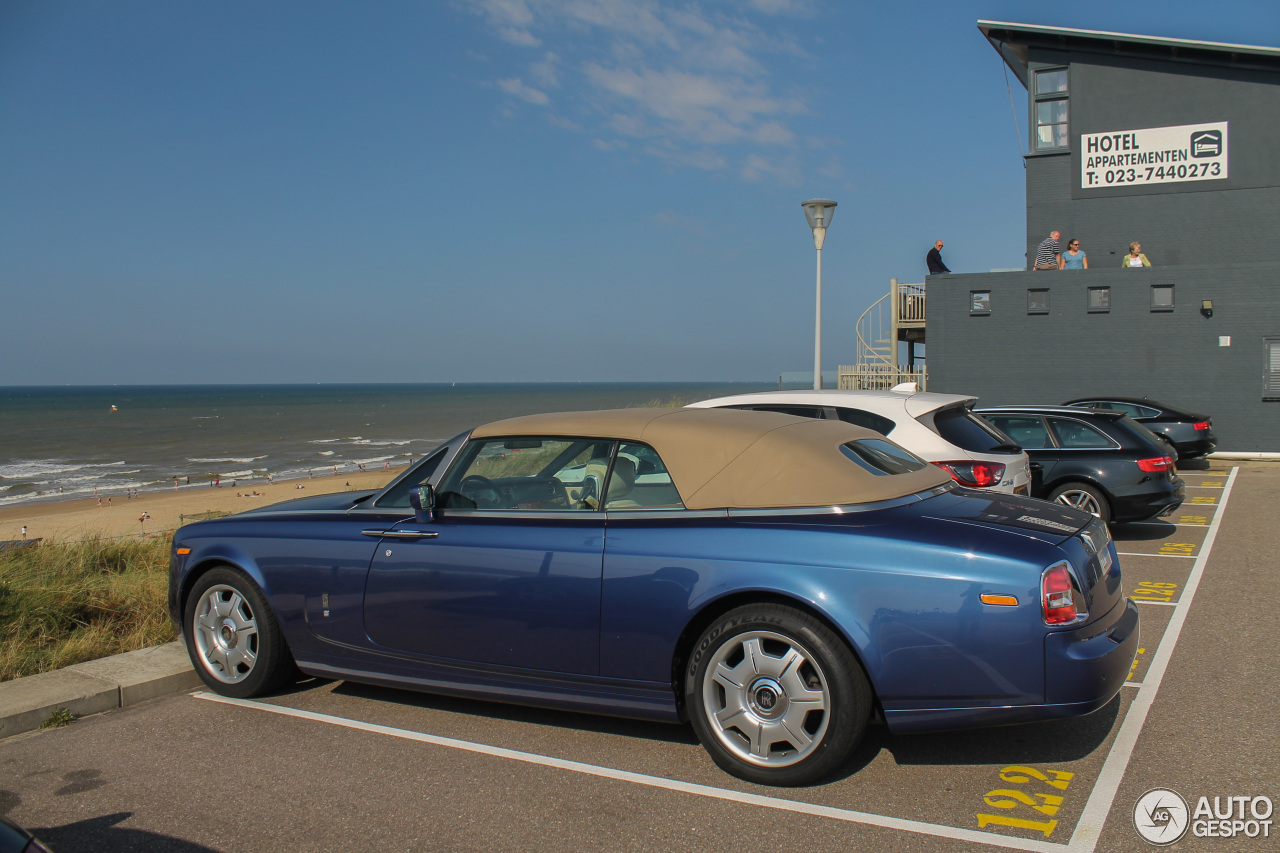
[3,0,1277,384]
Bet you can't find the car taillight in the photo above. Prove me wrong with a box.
[1136,456,1173,473]
[1041,563,1078,625]
[932,461,1006,488]
[1193,421,1210,431]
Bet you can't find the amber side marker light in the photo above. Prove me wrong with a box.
[980,594,1019,606]
[175,547,191,555]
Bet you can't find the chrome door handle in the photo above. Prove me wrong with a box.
[362,529,439,539]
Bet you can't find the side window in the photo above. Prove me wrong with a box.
[832,407,896,435]
[1104,402,1144,418]
[374,447,447,507]
[438,437,612,510]
[1048,418,1115,449]
[735,404,826,420]
[840,440,928,476]
[985,415,1052,449]
[1072,400,1108,411]
[606,442,684,510]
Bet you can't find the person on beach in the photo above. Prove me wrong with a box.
[1059,239,1088,268]
[97,497,102,507]
[1034,231,1061,270]
[20,525,26,540]
[926,240,950,274]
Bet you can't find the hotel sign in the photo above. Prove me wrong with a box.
[1081,121,1228,189]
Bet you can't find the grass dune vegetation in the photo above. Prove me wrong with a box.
[0,537,174,682]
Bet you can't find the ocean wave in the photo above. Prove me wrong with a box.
[187,456,268,464]
[349,455,396,466]
[308,438,343,444]
[317,451,335,456]
[0,460,128,479]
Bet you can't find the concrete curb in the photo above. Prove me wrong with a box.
[0,641,200,739]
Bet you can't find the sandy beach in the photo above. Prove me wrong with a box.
[0,468,400,543]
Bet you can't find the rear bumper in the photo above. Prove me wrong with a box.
[883,598,1138,734]
[1174,437,1217,459]
[1111,476,1185,522]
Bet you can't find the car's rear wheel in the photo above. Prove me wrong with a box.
[685,604,871,786]
[1049,482,1111,524]
[185,567,296,698]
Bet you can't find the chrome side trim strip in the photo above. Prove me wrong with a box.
[362,529,439,539]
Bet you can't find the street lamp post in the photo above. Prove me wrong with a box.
[801,199,837,390]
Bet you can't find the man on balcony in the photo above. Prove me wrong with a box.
[926,240,951,274]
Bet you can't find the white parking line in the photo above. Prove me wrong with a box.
[1132,600,1177,607]
[1068,465,1238,852]
[195,692,1068,853]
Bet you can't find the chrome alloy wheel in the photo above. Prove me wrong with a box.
[700,630,831,768]
[192,584,260,684]
[1053,488,1103,517]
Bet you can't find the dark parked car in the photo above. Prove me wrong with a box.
[1062,397,1217,459]
[978,405,1185,524]
[172,408,1137,786]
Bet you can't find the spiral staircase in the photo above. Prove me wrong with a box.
[838,278,929,390]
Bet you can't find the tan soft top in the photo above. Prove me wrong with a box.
[471,408,951,510]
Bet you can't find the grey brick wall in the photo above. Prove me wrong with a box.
[1023,50,1280,267]
[927,266,1280,451]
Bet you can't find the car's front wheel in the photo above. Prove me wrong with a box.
[685,604,871,786]
[184,567,296,698]
[1048,482,1111,524]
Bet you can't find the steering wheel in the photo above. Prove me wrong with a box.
[460,475,502,508]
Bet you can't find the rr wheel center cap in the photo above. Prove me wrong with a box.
[218,620,238,649]
[747,677,788,719]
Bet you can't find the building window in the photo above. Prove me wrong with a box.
[1151,285,1174,312]
[1087,287,1110,313]
[1266,337,1280,401]
[971,291,991,315]
[1034,68,1069,151]
[1028,288,1050,314]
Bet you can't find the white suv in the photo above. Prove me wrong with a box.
[688,386,1032,495]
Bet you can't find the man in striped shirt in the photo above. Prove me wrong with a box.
[1034,231,1061,270]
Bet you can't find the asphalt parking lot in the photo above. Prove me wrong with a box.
[2,462,1277,852]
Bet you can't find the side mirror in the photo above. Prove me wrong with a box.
[408,484,435,522]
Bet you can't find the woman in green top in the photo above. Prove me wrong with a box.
[1123,241,1151,267]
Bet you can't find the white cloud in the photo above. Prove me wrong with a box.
[497,77,550,105]
[468,0,816,183]
[741,152,801,185]
[529,52,561,88]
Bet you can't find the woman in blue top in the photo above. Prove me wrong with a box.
[1058,238,1088,269]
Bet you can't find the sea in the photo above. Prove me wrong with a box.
[0,383,774,508]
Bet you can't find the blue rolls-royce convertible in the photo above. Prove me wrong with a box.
[170,408,1138,786]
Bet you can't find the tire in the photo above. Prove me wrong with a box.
[1048,482,1111,524]
[184,567,296,698]
[684,603,872,786]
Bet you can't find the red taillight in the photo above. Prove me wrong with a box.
[1193,421,1210,431]
[1136,456,1173,473]
[1041,563,1078,625]
[932,461,1006,488]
